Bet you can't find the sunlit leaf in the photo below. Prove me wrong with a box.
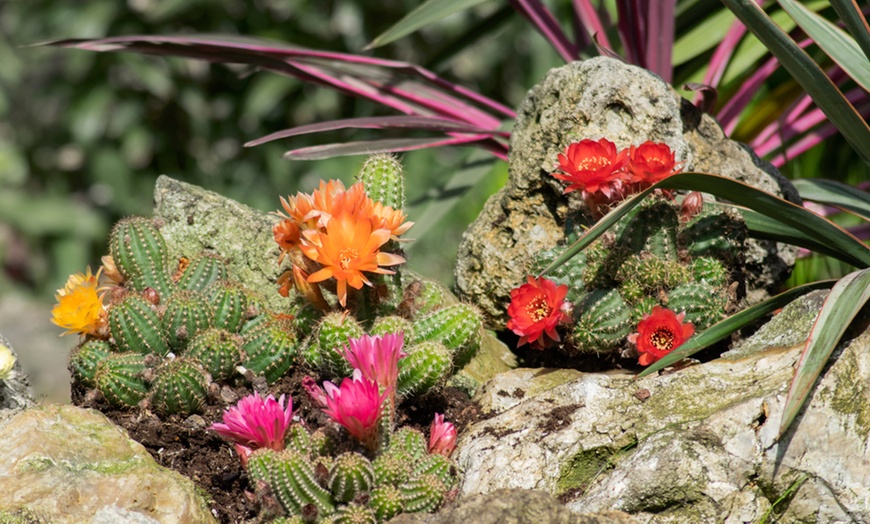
[830,0,870,61]
[793,178,870,222]
[367,0,491,49]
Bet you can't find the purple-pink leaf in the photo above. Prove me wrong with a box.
[283,136,508,161]
[508,0,579,62]
[571,0,611,50]
[246,116,509,148]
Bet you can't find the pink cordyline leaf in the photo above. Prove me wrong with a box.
[616,0,644,69]
[571,0,611,50]
[428,413,457,457]
[283,136,508,161]
[342,332,407,392]
[210,392,294,452]
[509,0,579,62]
[321,370,389,450]
[769,101,870,168]
[614,0,680,81]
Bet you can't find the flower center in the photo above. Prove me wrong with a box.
[338,248,359,270]
[650,328,675,351]
[575,155,608,171]
[525,294,551,322]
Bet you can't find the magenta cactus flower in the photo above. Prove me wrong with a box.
[322,370,389,451]
[341,331,407,392]
[428,413,457,457]
[210,392,294,454]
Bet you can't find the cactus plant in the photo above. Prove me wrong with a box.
[186,328,242,382]
[161,290,213,351]
[176,253,228,292]
[149,358,211,415]
[242,318,298,383]
[108,293,168,356]
[358,154,404,211]
[108,217,174,297]
[94,353,149,408]
[328,452,375,503]
[69,340,112,388]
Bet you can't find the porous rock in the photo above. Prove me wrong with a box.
[456,291,870,522]
[455,57,799,325]
[0,404,216,524]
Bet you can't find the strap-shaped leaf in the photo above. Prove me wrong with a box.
[282,135,505,160]
[780,268,870,437]
[367,0,491,50]
[779,0,870,92]
[721,0,870,164]
[637,279,836,377]
[793,178,870,222]
[830,0,870,63]
[538,172,870,277]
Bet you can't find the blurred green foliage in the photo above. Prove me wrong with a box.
[2,0,865,301]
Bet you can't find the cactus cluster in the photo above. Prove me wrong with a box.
[530,195,747,357]
[248,425,458,523]
[69,217,298,416]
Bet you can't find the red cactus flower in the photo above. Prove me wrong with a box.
[210,392,294,453]
[552,138,628,199]
[506,276,571,348]
[628,306,695,366]
[428,413,457,457]
[321,370,389,450]
[342,332,407,393]
[626,141,682,188]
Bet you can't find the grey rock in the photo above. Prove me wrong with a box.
[455,57,799,325]
[456,292,868,523]
[0,404,216,524]
[0,332,35,421]
[388,489,637,524]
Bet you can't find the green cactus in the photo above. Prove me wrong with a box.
[108,217,173,297]
[394,274,450,318]
[372,451,413,488]
[396,341,452,398]
[161,290,213,351]
[369,484,404,522]
[108,293,169,356]
[242,318,297,383]
[411,454,456,488]
[614,200,680,261]
[248,448,336,518]
[328,452,375,503]
[186,328,242,381]
[369,316,413,338]
[306,312,365,377]
[410,304,482,368]
[149,358,210,415]
[388,427,428,461]
[666,281,728,330]
[399,473,447,513]
[358,153,404,210]
[679,206,746,261]
[69,340,112,388]
[208,280,249,332]
[691,257,729,287]
[176,253,228,292]
[332,504,377,524]
[94,353,149,408]
[570,289,632,355]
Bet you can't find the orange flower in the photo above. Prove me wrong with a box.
[273,220,302,261]
[552,138,628,199]
[370,201,414,239]
[626,141,682,188]
[51,267,107,337]
[300,213,405,307]
[506,276,570,348]
[628,306,695,366]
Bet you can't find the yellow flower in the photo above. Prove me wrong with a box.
[51,267,107,337]
[0,343,15,380]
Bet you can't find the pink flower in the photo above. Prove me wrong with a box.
[322,370,389,450]
[341,332,407,392]
[210,392,294,453]
[428,413,457,457]
[302,375,328,408]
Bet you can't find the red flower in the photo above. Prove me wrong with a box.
[628,306,695,366]
[506,276,570,348]
[626,141,682,188]
[552,138,628,199]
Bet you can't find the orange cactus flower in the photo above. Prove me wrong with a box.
[273,220,302,259]
[506,276,571,348]
[628,306,695,366]
[300,213,405,307]
[552,138,628,199]
[626,141,682,188]
[369,201,414,239]
[51,267,108,337]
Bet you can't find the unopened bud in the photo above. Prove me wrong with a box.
[680,192,704,221]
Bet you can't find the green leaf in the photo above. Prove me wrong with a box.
[637,279,836,377]
[779,268,870,437]
[366,0,492,49]
[779,0,870,92]
[672,7,734,66]
[721,0,870,165]
[539,173,870,277]
[830,0,870,62]
[793,178,870,222]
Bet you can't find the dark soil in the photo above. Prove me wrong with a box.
[71,368,482,524]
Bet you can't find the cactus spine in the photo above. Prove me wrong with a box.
[108,217,173,297]
[242,319,297,383]
[94,353,148,408]
[358,154,404,211]
[149,358,210,415]
[69,340,112,388]
[108,294,168,356]
[328,452,375,503]
[161,290,213,351]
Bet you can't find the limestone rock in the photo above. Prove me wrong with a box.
[455,57,799,325]
[0,404,216,524]
[455,291,870,522]
[388,489,638,524]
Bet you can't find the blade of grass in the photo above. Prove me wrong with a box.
[780,268,870,437]
[366,0,491,49]
[637,279,837,377]
[721,0,870,165]
[830,0,870,62]
[779,0,870,92]
[793,178,870,221]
